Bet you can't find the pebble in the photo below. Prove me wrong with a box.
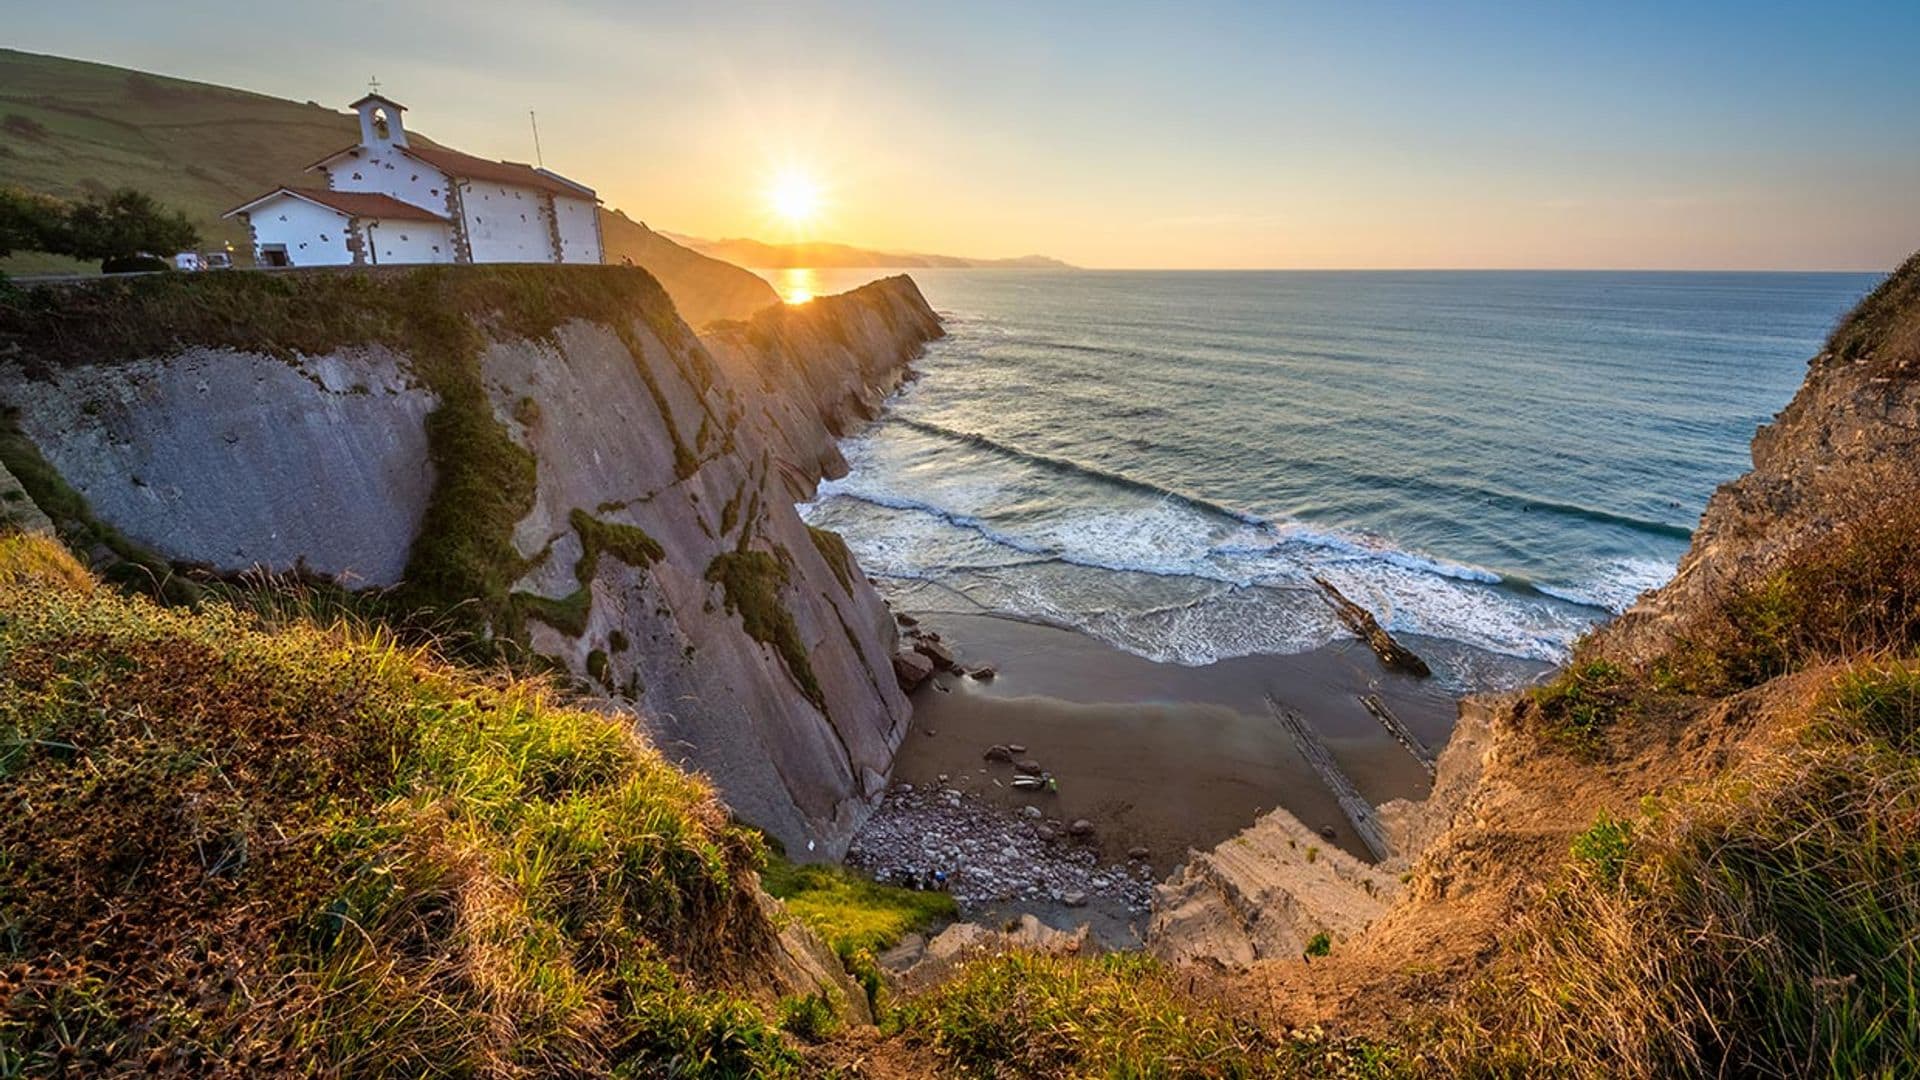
[1128,846,1151,860]
[1069,819,1094,837]
[845,786,1155,915]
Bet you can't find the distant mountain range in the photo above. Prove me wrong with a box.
[662,234,1072,270]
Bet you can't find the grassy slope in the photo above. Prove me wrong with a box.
[0,49,778,323]
[0,532,825,1076]
[0,48,360,265]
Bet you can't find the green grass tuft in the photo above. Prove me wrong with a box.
[1530,659,1634,752]
[900,951,1406,1078]
[807,525,858,597]
[1568,810,1634,886]
[1830,660,1920,754]
[775,993,840,1043]
[760,858,956,960]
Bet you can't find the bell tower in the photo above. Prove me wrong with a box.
[351,91,409,149]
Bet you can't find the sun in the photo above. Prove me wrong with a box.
[766,168,823,229]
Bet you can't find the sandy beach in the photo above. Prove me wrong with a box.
[880,612,1532,870]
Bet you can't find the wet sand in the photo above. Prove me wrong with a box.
[890,612,1535,869]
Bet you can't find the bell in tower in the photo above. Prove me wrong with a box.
[351,91,409,149]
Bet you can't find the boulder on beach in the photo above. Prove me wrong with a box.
[984,744,1014,763]
[969,665,997,681]
[893,649,935,691]
[914,638,958,670]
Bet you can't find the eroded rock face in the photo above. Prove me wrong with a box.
[1603,284,1920,662]
[1,344,435,586]
[702,274,945,497]
[0,269,943,860]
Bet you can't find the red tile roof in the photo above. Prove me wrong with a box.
[223,188,448,223]
[401,144,594,199]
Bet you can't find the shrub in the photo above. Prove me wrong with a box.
[1530,659,1634,751]
[1304,932,1333,959]
[1,114,49,139]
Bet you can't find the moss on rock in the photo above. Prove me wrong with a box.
[705,546,825,712]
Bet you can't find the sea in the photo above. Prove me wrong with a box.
[770,268,1882,690]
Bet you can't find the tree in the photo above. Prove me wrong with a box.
[0,187,69,259]
[61,189,198,263]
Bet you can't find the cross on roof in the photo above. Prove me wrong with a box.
[368,76,382,94]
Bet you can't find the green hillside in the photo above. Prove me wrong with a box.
[0,48,358,270]
[0,49,780,323]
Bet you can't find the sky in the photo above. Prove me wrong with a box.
[9,0,1920,269]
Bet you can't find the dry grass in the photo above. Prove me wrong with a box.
[0,532,809,1076]
[1653,498,1920,696]
[1827,250,1920,371]
[1428,661,1920,1079]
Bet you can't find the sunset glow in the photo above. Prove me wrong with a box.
[766,168,823,232]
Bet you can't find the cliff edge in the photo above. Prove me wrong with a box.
[1093,257,1920,1075]
[0,265,942,858]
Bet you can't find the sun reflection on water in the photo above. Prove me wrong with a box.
[771,267,818,304]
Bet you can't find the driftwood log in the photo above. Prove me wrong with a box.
[1312,576,1431,677]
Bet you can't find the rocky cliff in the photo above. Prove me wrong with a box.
[0,265,942,858]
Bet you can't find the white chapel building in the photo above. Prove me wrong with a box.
[225,94,603,268]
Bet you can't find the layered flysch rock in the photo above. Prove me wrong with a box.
[703,273,944,496]
[0,266,942,858]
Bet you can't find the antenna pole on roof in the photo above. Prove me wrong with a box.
[529,110,544,169]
